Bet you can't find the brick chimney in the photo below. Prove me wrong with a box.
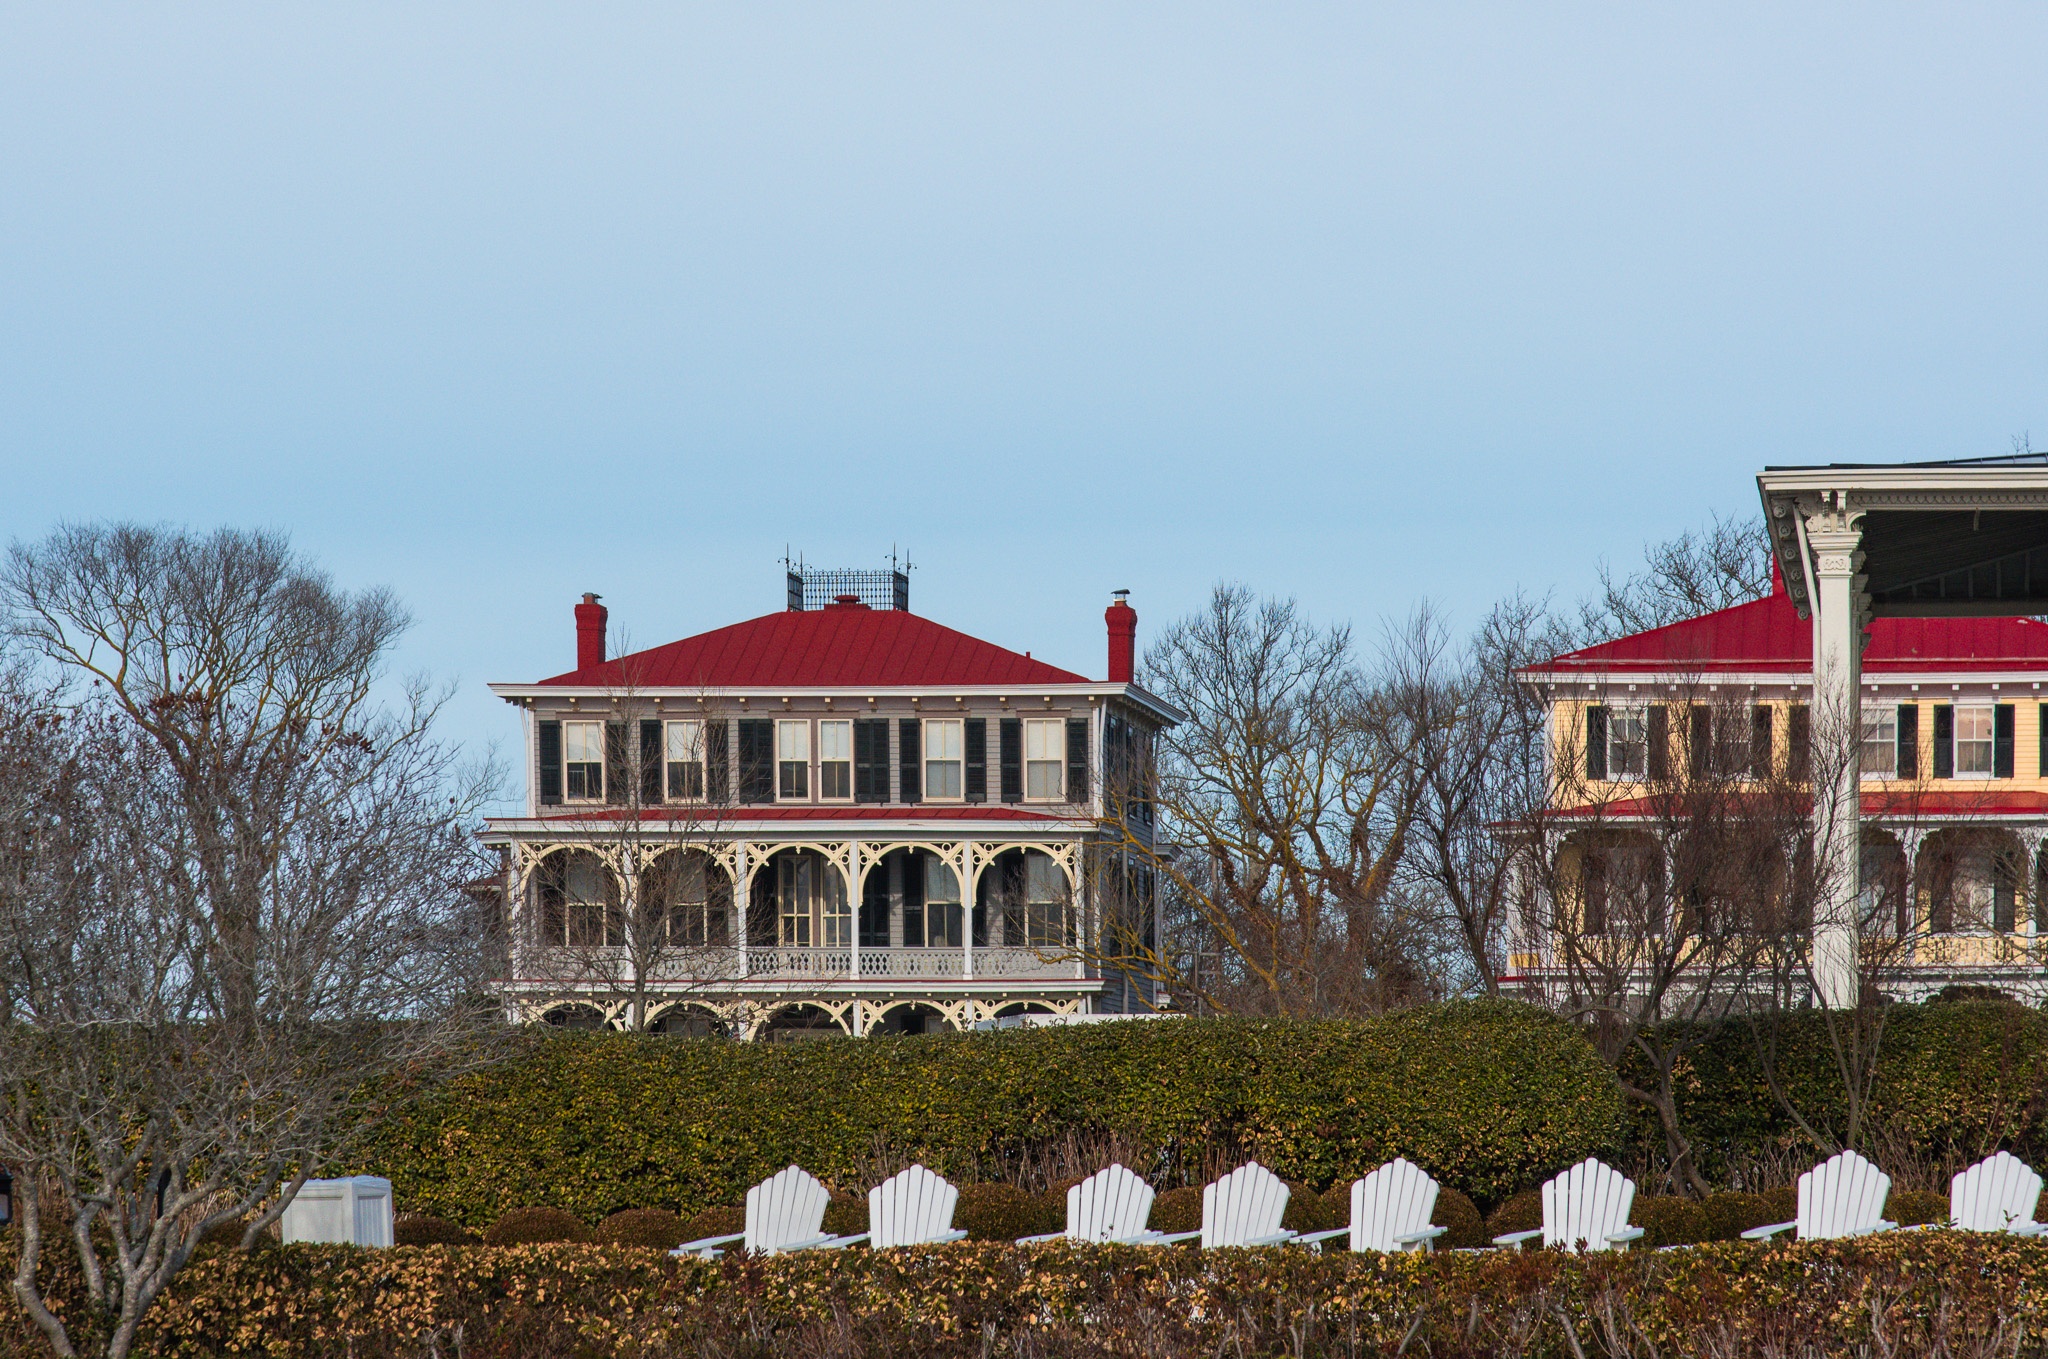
[575,593,607,671]
[1105,590,1136,683]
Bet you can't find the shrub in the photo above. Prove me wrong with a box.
[482,1207,589,1245]
[1698,1192,1779,1241]
[1891,1189,1947,1227]
[356,1002,1626,1226]
[1483,1190,1540,1242]
[822,1195,866,1238]
[592,1208,687,1249]
[1431,1187,1486,1249]
[1629,1195,1710,1247]
[954,1183,1059,1242]
[678,1203,744,1246]
[1282,1181,1341,1234]
[393,1213,475,1246]
[1150,1187,1202,1235]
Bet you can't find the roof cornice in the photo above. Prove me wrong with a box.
[487,680,1186,725]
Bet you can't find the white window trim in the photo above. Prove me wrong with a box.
[664,719,706,803]
[923,717,965,803]
[1023,717,1065,803]
[1860,706,1897,782]
[1953,704,1996,780]
[562,719,606,804]
[776,718,812,802]
[1606,705,1649,782]
[817,718,854,804]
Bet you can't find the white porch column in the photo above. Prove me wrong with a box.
[733,843,751,978]
[847,843,863,1035]
[1805,499,1867,1008]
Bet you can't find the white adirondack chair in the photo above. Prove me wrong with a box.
[1948,1151,2045,1234]
[1297,1158,1448,1253]
[1741,1150,1895,1241]
[863,1164,968,1249]
[1018,1163,1158,1244]
[673,1165,859,1257]
[1146,1161,1297,1248]
[1493,1158,1644,1252]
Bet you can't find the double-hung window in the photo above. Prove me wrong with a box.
[1024,719,1064,801]
[1023,851,1067,946]
[563,721,605,801]
[665,720,705,800]
[1955,706,1995,777]
[921,855,963,948]
[818,719,852,800]
[924,719,964,800]
[777,719,810,800]
[1861,706,1897,779]
[1608,707,1648,779]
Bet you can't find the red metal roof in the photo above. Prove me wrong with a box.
[536,602,1089,688]
[1524,582,2048,677]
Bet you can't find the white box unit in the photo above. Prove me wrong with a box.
[281,1176,394,1248]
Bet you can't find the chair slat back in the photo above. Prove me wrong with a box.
[869,1163,960,1248]
[1951,1151,2042,1232]
[1202,1161,1290,1248]
[1349,1158,1441,1253]
[1067,1164,1155,1242]
[1542,1158,1636,1252]
[1798,1150,1890,1239]
[746,1166,832,1254]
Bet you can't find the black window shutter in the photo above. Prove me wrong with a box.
[999,718,1023,803]
[854,719,889,803]
[1933,705,1953,779]
[640,719,663,804]
[605,722,629,805]
[1585,706,1608,780]
[964,719,987,803]
[705,720,730,802]
[1787,705,1810,782]
[1897,704,1919,779]
[538,720,563,806]
[2040,704,2048,779]
[1750,705,1773,777]
[1688,706,1711,779]
[1996,703,2016,778]
[902,851,926,946]
[738,719,774,803]
[898,718,921,803]
[1645,706,1668,780]
[1066,719,1090,802]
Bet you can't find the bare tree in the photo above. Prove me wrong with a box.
[1577,512,1774,643]
[0,525,497,1359]
[529,648,740,1034]
[1083,585,1437,1017]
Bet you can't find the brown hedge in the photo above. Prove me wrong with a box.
[83,1235,2048,1358]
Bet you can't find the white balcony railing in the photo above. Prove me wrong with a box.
[526,944,1082,983]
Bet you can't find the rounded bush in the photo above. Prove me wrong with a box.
[1697,1191,1778,1241]
[1483,1190,1540,1242]
[394,1213,476,1246]
[1629,1195,1711,1247]
[1281,1181,1341,1233]
[1431,1187,1486,1249]
[678,1203,744,1246]
[954,1182,1059,1242]
[482,1206,589,1245]
[593,1208,688,1249]
[1891,1189,1947,1227]
[822,1195,866,1238]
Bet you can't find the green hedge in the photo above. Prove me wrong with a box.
[355,1001,1625,1225]
[1627,1000,2048,1182]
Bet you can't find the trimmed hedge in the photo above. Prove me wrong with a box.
[357,1001,1625,1225]
[1628,1000,2048,1182]
[99,1237,2048,1358]
[481,1206,587,1245]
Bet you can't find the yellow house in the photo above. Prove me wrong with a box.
[1513,570,2048,1001]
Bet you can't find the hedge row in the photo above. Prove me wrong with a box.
[89,1236,2048,1358]
[356,1001,1627,1224]
[1623,999,2048,1182]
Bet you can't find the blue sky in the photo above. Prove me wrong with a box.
[4,4,2047,783]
